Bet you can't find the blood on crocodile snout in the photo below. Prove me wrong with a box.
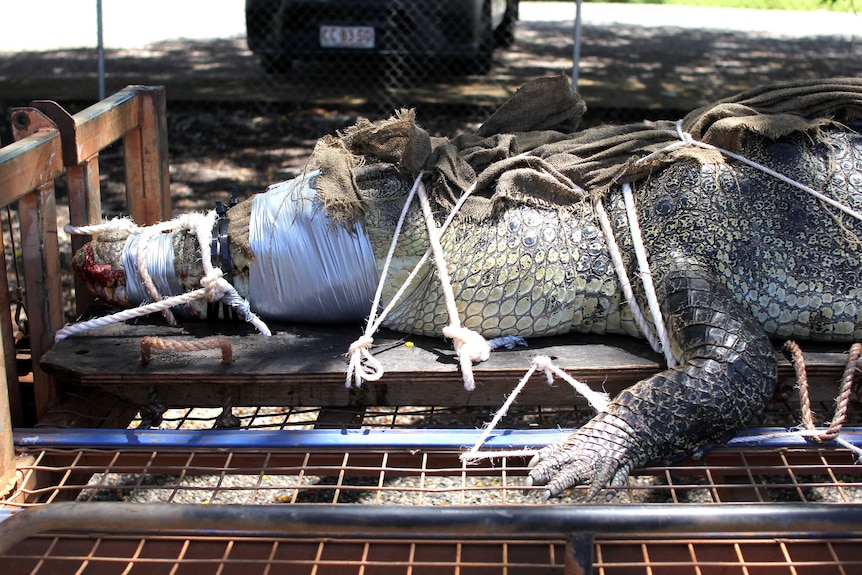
[72,244,125,287]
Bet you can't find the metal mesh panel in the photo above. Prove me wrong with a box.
[5,533,862,575]
[4,446,857,506]
[3,534,571,575]
[5,385,862,571]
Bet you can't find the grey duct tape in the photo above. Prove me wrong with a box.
[123,231,189,316]
[248,171,379,323]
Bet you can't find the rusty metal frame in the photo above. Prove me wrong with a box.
[1,501,860,574]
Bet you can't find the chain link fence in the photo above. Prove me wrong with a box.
[241,0,525,116]
[2,1,862,216]
[1,1,862,124]
[245,0,519,76]
[232,0,862,118]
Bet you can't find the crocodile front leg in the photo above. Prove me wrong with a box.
[528,254,778,500]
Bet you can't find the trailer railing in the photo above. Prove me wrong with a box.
[0,85,170,489]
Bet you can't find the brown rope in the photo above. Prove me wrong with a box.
[824,342,862,441]
[782,341,862,443]
[140,336,235,365]
[782,341,815,433]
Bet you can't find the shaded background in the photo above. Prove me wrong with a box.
[1,0,861,211]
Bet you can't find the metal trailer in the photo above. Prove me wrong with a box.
[1,86,862,574]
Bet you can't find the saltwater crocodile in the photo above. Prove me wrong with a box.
[71,77,862,500]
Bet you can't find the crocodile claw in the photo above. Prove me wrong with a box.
[527,415,638,501]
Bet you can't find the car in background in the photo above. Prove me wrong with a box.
[245,0,519,75]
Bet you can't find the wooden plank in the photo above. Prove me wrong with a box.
[136,86,171,223]
[70,89,139,161]
[123,87,170,225]
[122,124,146,223]
[19,182,65,419]
[6,108,67,420]
[41,323,661,408]
[41,322,859,410]
[66,156,103,316]
[43,322,659,407]
[0,131,64,207]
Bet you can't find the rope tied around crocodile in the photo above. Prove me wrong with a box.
[461,354,611,463]
[318,78,862,380]
[640,119,862,225]
[57,213,271,341]
[594,115,862,368]
[345,174,491,390]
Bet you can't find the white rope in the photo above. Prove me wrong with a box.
[56,212,272,341]
[55,289,209,341]
[460,449,539,462]
[345,174,423,388]
[56,273,271,342]
[608,118,862,368]
[64,218,139,236]
[345,175,480,389]
[836,436,862,463]
[532,355,611,412]
[593,197,664,357]
[621,182,677,368]
[622,124,862,463]
[733,428,862,462]
[461,356,546,463]
[416,180,490,391]
[370,180,480,333]
[461,354,609,463]
[642,120,862,224]
[179,212,272,336]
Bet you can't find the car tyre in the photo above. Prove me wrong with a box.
[260,54,293,75]
[494,0,518,48]
[462,0,494,75]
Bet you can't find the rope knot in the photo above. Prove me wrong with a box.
[531,354,556,384]
[345,335,383,388]
[674,119,695,146]
[349,335,374,355]
[442,325,491,391]
[200,269,227,301]
[442,325,491,363]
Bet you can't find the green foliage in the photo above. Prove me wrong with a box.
[537,0,857,11]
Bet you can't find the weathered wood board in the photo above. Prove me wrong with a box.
[40,318,858,409]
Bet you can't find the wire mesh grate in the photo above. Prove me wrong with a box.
[5,391,861,509]
[4,533,862,574]
[2,534,570,575]
[6,384,862,573]
[6,438,862,510]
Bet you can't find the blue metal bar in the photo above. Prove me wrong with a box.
[13,428,563,451]
[14,427,862,451]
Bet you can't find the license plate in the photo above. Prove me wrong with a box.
[319,26,375,49]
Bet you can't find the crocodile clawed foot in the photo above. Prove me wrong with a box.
[526,427,635,502]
